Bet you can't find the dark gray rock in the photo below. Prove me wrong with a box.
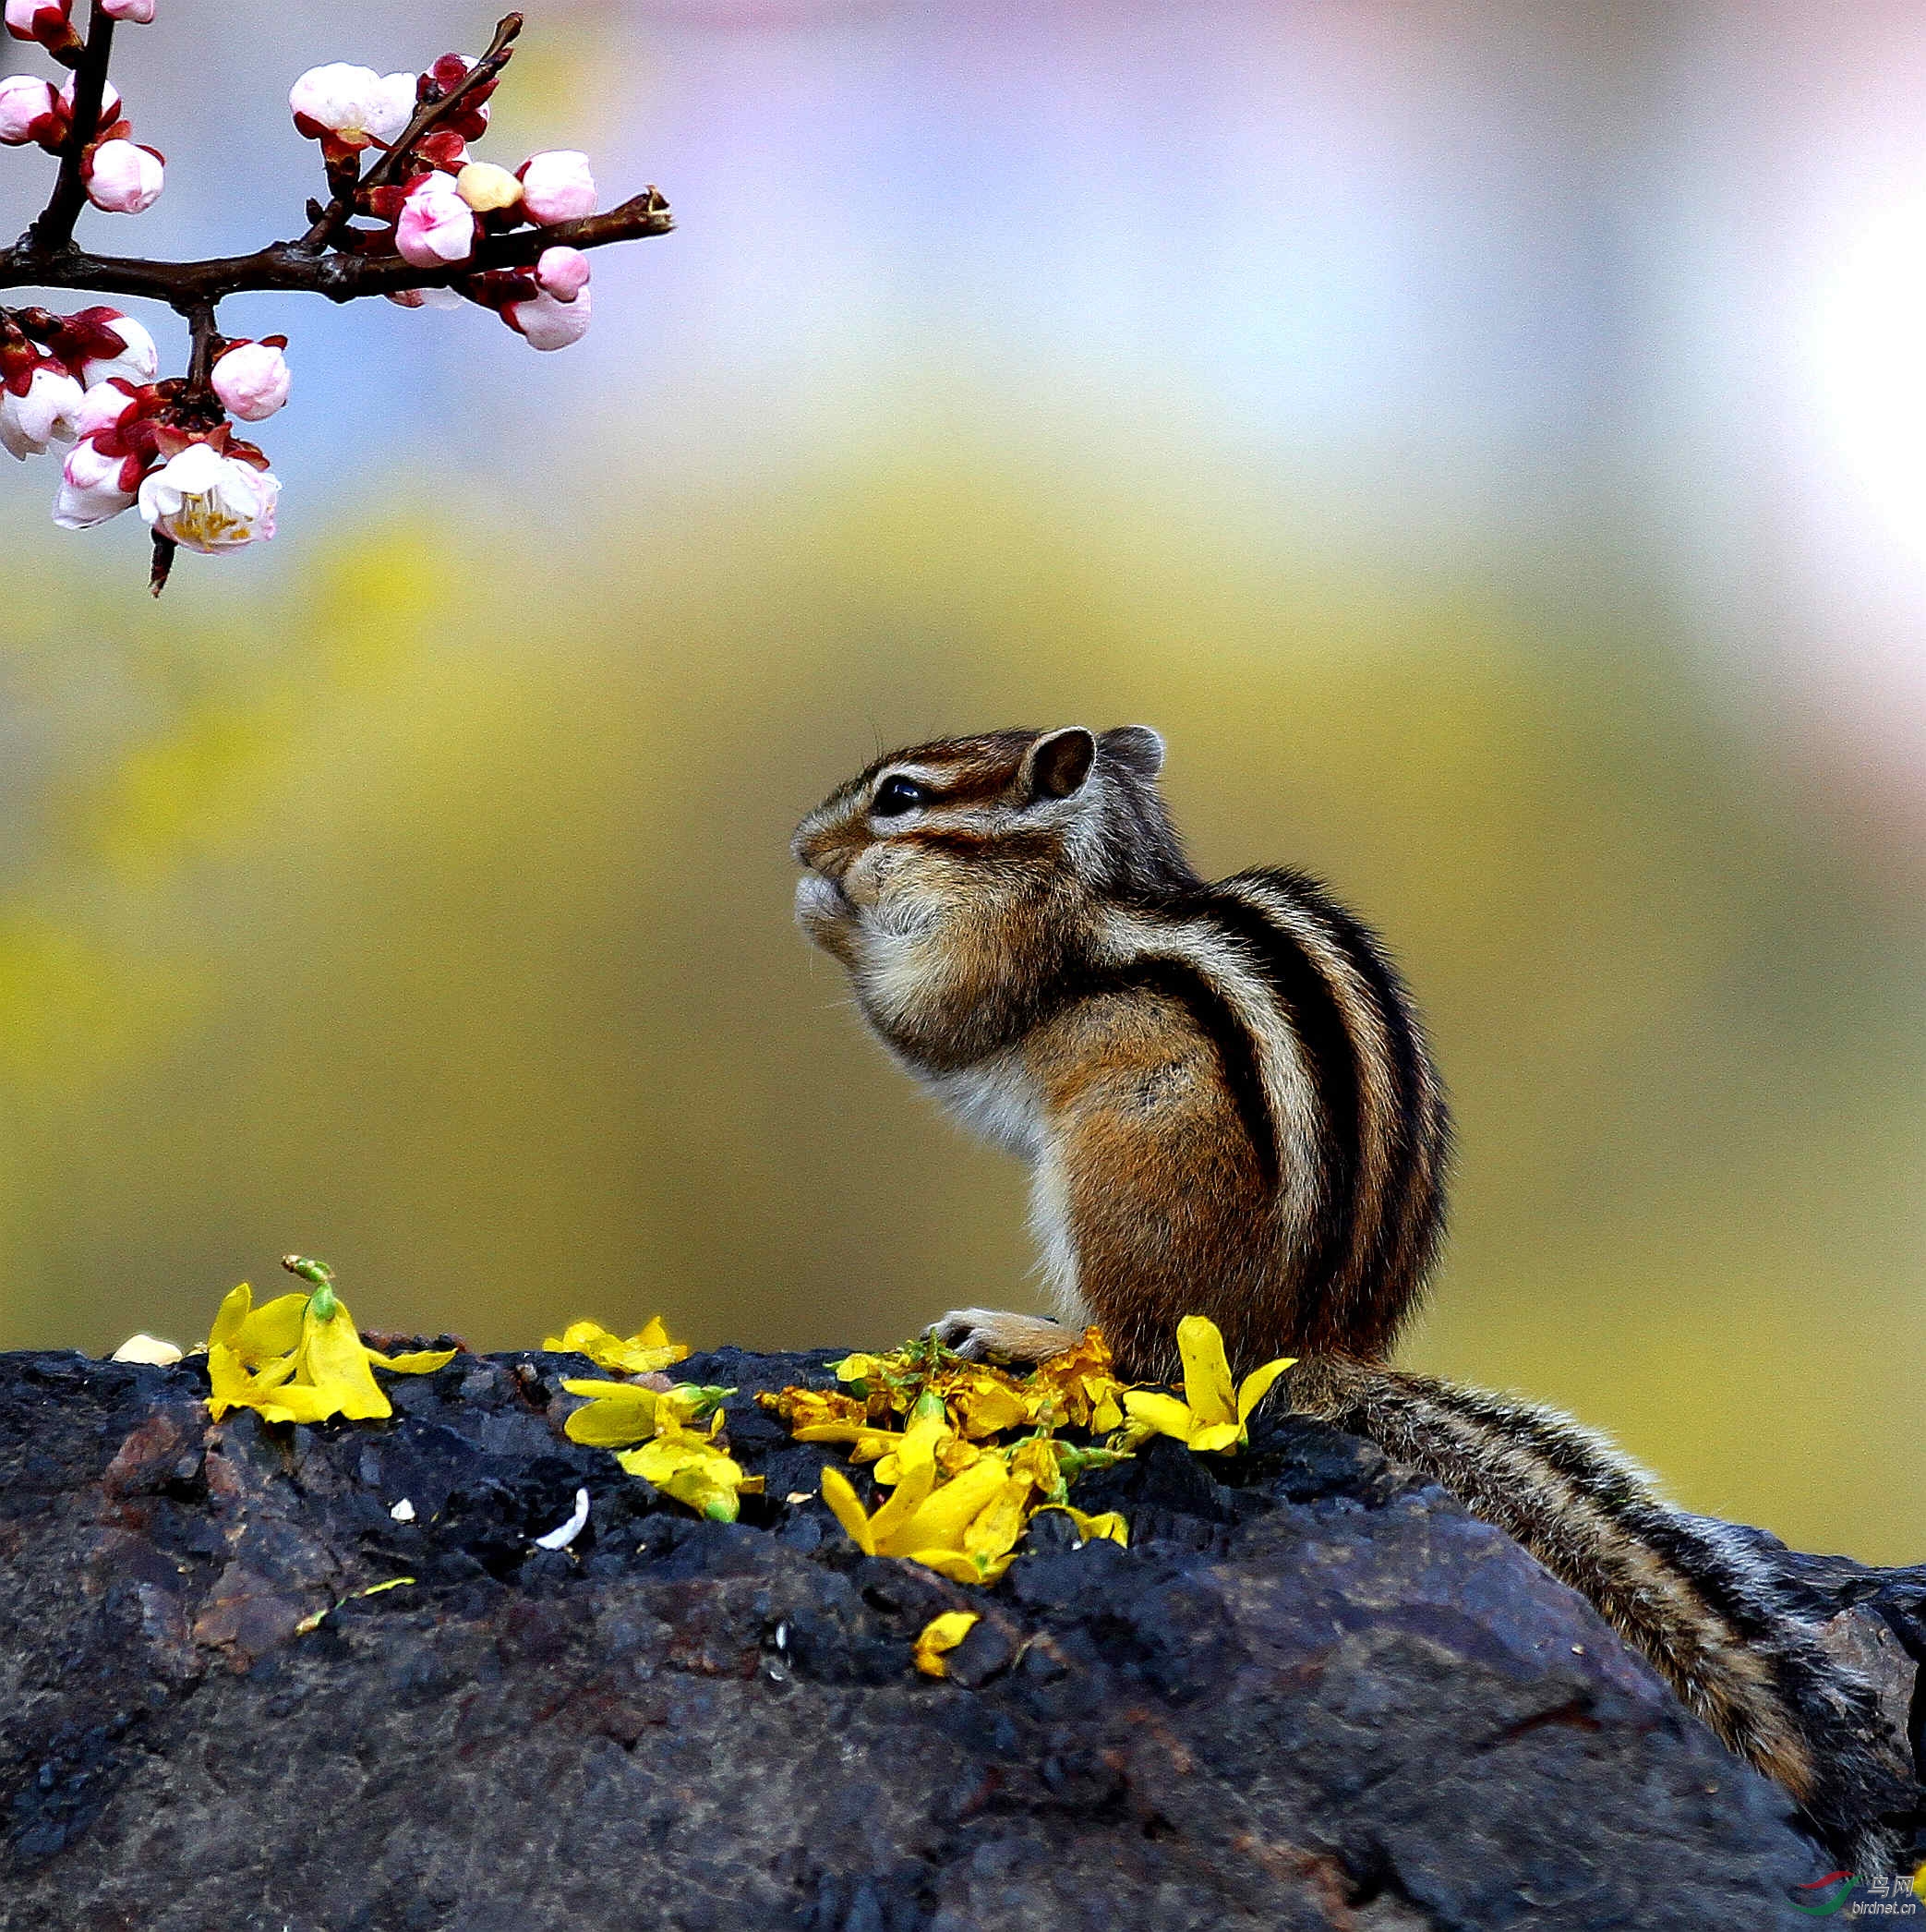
[0,1345,1918,1932]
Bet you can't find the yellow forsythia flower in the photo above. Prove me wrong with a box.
[205,1282,454,1426]
[820,1416,1039,1587]
[616,1414,762,1522]
[560,1379,728,1448]
[542,1317,690,1376]
[912,1611,981,1678]
[1121,1315,1294,1454]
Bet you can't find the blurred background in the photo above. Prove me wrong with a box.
[2,0,1921,1559]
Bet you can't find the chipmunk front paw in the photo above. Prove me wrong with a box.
[927,1308,1069,1364]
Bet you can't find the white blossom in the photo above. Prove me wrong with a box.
[138,441,279,553]
[288,63,415,149]
[55,439,139,528]
[0,364,83,459]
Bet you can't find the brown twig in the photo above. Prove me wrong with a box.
[27,1,116,254]
[3,190,674,306]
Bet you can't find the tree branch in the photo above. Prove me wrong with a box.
[2,189,673,305]
[27,0,116,253]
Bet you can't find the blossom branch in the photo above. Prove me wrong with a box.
[297,9,522,255]
[26,0,110,248]
[1,6,671,587]
[1,190,673,304]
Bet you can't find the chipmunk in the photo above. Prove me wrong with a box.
[792,723,1912,1870]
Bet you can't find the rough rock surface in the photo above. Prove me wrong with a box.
[0,1345,1920,1932]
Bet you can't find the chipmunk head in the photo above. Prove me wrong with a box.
[792,725,1191,1064]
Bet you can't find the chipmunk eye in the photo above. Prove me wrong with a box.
[873,775,929,816]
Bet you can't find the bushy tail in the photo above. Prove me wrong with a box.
[1288,1355,1912,1872]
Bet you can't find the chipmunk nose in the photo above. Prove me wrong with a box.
[790,820,850,879]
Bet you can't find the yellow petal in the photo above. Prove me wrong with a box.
[820,1465,878,1555]
[912,1611,981,1677]
[951,1381,1029,1438]
[564,1383,663,1447]
[961,1479,1032,1562]
[1038,1504,1129,1547]
[365,1346,458,1374]
[1187,1420,1242,1455]
[1234,1355,1295,1426]
[1176,1315,1237,1426]
[907,1550,993,1585]
[1121,1390,1196,1442]
[892,1458,1008,1554]
[209,1283,253,1350]
[866,1455,939,1551]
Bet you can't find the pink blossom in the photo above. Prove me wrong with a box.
[4,1,70,45]
[0,73,55,145]
[536,247,590,300]
[72,378,138,443]
[138,441,278,553]
[517,151,595,225]
[85,139,163,213]
[0,363,83,459]
[211,341,290,422]
[288,63,415,149]
[505,284,592,352]
[77,311,156,388]
[53,437,140,527]
[395,170,476,268]
[101,0,154,20]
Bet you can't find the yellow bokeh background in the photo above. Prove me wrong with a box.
[2,428,1920,1558]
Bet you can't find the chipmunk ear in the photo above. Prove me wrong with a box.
[1022,727,1098,801]
[1101,725,1165,779]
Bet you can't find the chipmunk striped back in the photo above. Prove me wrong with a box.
[791,723,1450,1380]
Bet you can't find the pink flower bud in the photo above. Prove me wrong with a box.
[84,139,163,214]
[517,151,596,225]
[4,1,69,44]
[101,0,154,20]
[211,341,290,422]
[138,441,279,553]
[78,310,156,388]
[395,170,476,268]
[54,436,140,527]
[535,247,590,300]
[72,378,137,443]
[0,73,54,145]
[288,63,415,149]
[58,73,119,123]
[505,284,593,352]
[0,363,83,459]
